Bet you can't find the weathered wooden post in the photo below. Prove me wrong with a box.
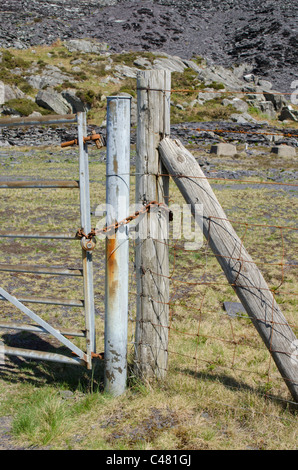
[134,69,171,380]
[104,96,131,396]
[159,137,298,402]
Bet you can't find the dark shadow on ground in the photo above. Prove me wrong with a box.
[173,366,298,412]
[0,331,104,392]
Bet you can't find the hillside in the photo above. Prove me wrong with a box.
[0,0,297,92]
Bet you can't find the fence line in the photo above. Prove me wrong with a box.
[184,127,298,138]
[137,87,295,96]
[105,172,298,188]
[136,85,298,139]
[125,197,297,403]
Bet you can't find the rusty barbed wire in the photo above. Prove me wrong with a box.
[137,86,295,97]
[192,127,298,138]
[173,89,294,96]
[158,173,298,187]
[76,200,172,240]
[124,84,298,406]
[104,172,298,188]
[127,191,297,404]
[137,86,298,138]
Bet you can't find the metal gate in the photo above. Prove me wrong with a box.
[0,112,98,369]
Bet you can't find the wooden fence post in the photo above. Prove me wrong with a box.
[159,137,298,402]
[134,69,171,380]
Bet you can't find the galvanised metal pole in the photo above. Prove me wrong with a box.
[104,96,131,396]
[77,111,96,369]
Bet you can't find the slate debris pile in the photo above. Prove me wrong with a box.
[0,0,297,92]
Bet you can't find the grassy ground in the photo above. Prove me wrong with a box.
[0,142,297,450]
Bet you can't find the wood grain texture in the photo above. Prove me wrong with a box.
[134,70,171,380]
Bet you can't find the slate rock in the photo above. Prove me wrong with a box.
[223,98,248,113]
[258,79,273,91]
[0,81,25,105]
[278,106,298,122]
[259,101,276,120]
[26,65,73,90]
[263,91,288,112]
[64,39,109,54]
[223,301,247,318]
[152,56,186,73]
[231,98,248,113]
[0,0,296,94]
[230,113,258,124]
[114,64,139,79]
[62,89,89,113]
[35,88,72,115]
[133,57,152,69]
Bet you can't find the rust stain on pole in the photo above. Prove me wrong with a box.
[104,96,131,396]
[106,236,119,299]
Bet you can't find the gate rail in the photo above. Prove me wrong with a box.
[0,112,96,369]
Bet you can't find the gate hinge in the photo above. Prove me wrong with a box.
[61,130,106,149]
[91,352,104,360]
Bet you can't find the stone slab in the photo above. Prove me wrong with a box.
[223,301,247,318]
[271,145,296,157]
[210,143,237,156]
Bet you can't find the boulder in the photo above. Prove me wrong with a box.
[182,59,202,73]
[259,101,276,119]
[230,114,251,124]
[26,65,73,90]
[61,89,89,113]
[0,81,26,104]
[278,106,298,122]
[133,57,152,69]
[64,39,109,54]
[1,105,22,117]
[0,139,11,147]
[197,64,244,90]
[210,143,237,156]
[230,98,249,113]
[114,64,139,79]
[152,56,186,73]
[263,91,288,112]
[132,52,193,74]
[243,73,256,83]
[246,93,265,103]
[257,79,273,91]
[28,111,43,118]
[222,98,248,112]
[232,63,254,79]
[35,88,72,115]
[197,89,219,103]
[230,113,258,124]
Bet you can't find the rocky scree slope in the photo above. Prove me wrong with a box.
[0,0,297,92]
[0,42,297,140]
